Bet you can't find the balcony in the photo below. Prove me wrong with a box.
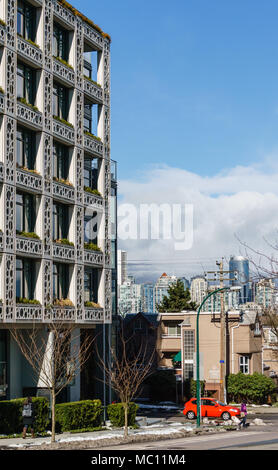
[83,76,103,104]
[83,22,103,50]
[83,188,104,209]
[53,117,75,145]
[53,57,75,87]
[16,235,43,258]
[45,306,76,322]
[0,161,3,182]
[17,35,43,68]
[16,167,42,194]
[0,230,3,251]
[15,304,43,322]
[0,91,4,114]
[84,248,103,267]
[53,0,75,29]
[16,100,43,130]
[0,22,6,46]
[52,179,75,203]
[84,132,103,157]
[52,241,75,262]
[83,307,104,323]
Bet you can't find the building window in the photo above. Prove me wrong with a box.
[16,127,35,169]
[83,59,92,79]
[16,258,35,300]
[183,330,194,379]
[17,63,35,105]
[53,142,69,180]
[84,212,98,245]
[168,324,181,337]
[53,83,69,121]
[53,202,69,241]
[53,23,69,61]
[17,0,36,42]
[84,157,98,190]
[84,268,98,303]
[53,263,69,300]
[84,102,93,133]
[16,192,35,234]
[239,355,250,374]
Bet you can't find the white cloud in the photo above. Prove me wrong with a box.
[117,160,278,282]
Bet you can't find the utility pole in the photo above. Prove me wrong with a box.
[205,259,238,402]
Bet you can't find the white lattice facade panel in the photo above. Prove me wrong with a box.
[0,0,112,325]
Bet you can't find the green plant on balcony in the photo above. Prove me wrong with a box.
[54,238,74,246]
[84,242,101,252]
[17,33,40,49]
[53,298,74,307]
[53,176,74,187]
[16,164,40,175]
[0,86,4,94]
[84,130,102,141]
[16,297,41,305]
[17,96,39,112]
[16,230,40,239]
[84,301,102,308]
[0,19,6,27]
[53,55,74,70]
[53,115,74,128]
[84,186,102,197]
[83,75,102,88]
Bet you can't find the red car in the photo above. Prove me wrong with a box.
[183,398,241,421]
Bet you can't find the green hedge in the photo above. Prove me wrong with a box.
[55,400,103,432]
[227,372,276,404]
[0,397,49,434]
[107,403,138,427]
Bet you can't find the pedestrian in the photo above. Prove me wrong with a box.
[22,397,35,439]
[237,399,247,430]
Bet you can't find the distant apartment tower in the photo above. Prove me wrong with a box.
[229,256,251,304]
[154,273,177,310]
[118,276,142,316]
[190,276,208,306]
[117,250,128,286]
[254,279,275,308]
[0,0,113,400]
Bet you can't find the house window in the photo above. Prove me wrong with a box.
[53,142,69,180]
[239,355,250,374]
[53,263,69,300]
[16,258,35,300]
[53,202,69,241]
[16,192,35,234]
[16,127,35,169]
[168,324,181,337]
[183,330,194,379]
[84,157,98,190]
[17,0,36,42]
[53,83,69,121]
[84,268,98,303]
[17,63,35,105]
[53,23,69,61]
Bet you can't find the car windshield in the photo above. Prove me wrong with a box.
[215,400,226,406]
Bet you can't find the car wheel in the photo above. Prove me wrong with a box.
[221,412,231,421]
[186,411,196,420]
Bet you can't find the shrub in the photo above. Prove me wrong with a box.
[107,403,138,427]
[55,400,103,432]
[227,372,276,404]
[0,397,49,434]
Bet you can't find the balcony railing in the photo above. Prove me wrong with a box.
[0,23,6,46]
[53,0,75,28]
[83,22,103,50]
[53,118,75,145]
[83,307,104,323]
[16,100,43,130]
[0,162,3,182]
[16,304,43,321]
[16,235,43,257]
[17,35,43,67]
[52,180,75,203]
[83,77,103,103]
[84,133,103,157]
[84,248,103,266]
[45,306,76,322]
[83,189,104,209]
[16,168,43,193]
[0,231,3,251]
[52,242,75,262]
[53,57,75,86]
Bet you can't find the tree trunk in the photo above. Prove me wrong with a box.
[51,390,56,443]
[124,403,128,439]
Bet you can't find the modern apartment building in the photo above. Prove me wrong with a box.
[0,0,113,400]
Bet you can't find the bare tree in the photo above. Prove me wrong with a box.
[9,322,94,442]
[96,326,156,438]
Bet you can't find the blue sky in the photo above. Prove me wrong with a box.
[75,0,278,181]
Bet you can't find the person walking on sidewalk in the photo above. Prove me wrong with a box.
[238,399,248,430]
[22,397,35,439]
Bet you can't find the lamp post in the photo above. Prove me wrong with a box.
[196,286,240,428]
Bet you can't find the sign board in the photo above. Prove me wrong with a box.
[193,352,204,381]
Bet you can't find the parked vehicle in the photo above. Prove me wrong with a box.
[183,398,241,420]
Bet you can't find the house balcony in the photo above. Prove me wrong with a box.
[83,76,103,104]
[52,117,75,145]
[53,0,75,29]
[16,168,43,194]
[16,100,43,130]
[52,241,75,262]
[16,235,43,258]
[84,132,103,157]
[83,188,104,209]
[53,57,75,87]
[44,305,76,322]
[52,180,75,203]
[83,248,103,267]
[15,304,43,322]
[83,307,104,323]
[83,22,103,51]
[17,35,43,68]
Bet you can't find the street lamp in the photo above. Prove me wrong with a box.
[196,285,241,428]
